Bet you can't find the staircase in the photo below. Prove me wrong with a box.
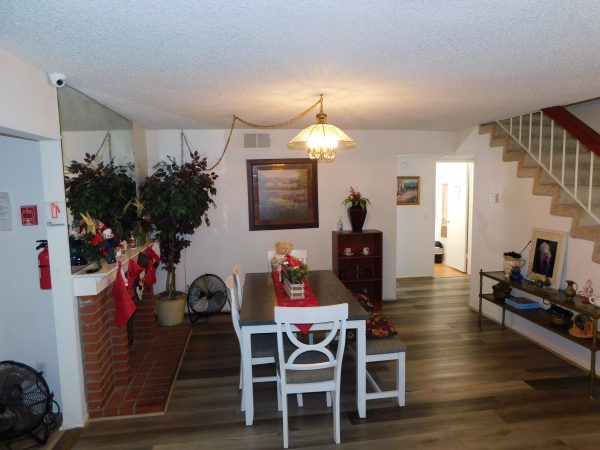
[480,108,600,262]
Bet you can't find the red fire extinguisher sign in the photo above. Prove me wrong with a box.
[37,240,51,290]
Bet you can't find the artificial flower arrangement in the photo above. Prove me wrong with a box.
[342,186,371,210]
[281,261,309,300]
[74,212,117,271]
[281,263,309,285]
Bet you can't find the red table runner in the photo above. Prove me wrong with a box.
[272,272,319,334]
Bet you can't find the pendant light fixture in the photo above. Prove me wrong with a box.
[287,95,356,161]
[198,95,356,170]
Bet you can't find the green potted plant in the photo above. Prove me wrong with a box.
[140,150,218,326]
[64,153,137,239]
[282,263,309,300]
[342,186,370,232]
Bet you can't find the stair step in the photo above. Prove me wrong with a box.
[538,168,600,186]
[579,212,600,227]
[506,139,583,155]
[521,151,598,169]
[559,187,600,206]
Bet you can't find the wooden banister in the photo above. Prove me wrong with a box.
[542,106,600,156]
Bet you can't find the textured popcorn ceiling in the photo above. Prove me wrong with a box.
[2,0,600,131]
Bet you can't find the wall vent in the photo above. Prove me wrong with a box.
[244,133,271,148]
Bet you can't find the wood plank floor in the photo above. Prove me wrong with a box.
[56,276,600,449]
[433,263,467,278]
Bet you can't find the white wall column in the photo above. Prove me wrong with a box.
[40,140,87,427]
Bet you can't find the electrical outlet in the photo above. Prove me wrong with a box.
[35,362,46,374]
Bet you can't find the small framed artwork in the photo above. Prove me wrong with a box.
[527,228,567,289]
[246,158,319,231]
[397,176,420,205]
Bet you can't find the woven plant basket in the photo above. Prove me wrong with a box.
[156,293,186,326]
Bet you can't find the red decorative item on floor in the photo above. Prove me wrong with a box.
[272,272,319,334]
[113,261,137,327]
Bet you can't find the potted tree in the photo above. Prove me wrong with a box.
[64,153,137,238]
[65,153,137,267]
[140,150,218,326]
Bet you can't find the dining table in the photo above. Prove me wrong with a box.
[240,269,369,426]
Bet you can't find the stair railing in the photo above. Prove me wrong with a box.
[496,109,600,226]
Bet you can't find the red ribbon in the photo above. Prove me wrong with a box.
[272,272,319,334]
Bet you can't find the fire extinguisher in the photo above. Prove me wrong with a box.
[37,240,52,290]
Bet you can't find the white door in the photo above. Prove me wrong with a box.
[444,163,469,272]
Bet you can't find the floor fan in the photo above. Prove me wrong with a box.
[187,273,228,323]
[0,360,61,448]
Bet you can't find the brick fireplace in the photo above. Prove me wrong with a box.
[78,284,158,418]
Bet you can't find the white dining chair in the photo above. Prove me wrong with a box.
[225,275,279,411]
[232,264,245,308]
[274,304,348,448]
[225,275,302,411]
[348,335,406,408]
[267,249,308,271]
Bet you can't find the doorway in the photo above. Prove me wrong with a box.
[434,162,473,277]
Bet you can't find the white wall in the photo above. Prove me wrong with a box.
[145,128,454,300]
[0,47,60,140]
[0,136,58,381]
[396,156,437,277]
[133,122,148,193]
[567,99,600,135]
[61,130,134,168]
[457,126,600,371]
[0,46,86,428]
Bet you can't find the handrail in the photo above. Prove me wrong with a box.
[542,106,600,156]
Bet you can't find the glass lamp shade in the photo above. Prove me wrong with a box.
[288,119,356,161]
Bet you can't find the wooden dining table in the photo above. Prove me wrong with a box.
[240,270,369,426]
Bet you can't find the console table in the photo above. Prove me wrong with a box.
[479,270,600,397]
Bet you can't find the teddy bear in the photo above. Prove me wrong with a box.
[270,241,300,271]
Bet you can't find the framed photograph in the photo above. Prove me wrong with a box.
[246,158,319,231]
[527,228,567,289]
[397,176,420,205]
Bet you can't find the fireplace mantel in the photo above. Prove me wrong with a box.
[71,246,146,296]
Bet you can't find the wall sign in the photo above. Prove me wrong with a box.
[0,192,13,231]
[20,205,38,226]
[46,200,66,227]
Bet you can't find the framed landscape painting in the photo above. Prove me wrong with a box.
[246,158,319,231]
[397,176,420,205]
[527,227,567,289]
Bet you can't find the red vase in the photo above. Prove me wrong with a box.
[348,206,367,232]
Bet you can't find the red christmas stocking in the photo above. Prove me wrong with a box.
[127,258,145,298]
[113,261,136,327]
[144,245,160,288]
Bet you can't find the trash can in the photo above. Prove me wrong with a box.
[434,241,444,264]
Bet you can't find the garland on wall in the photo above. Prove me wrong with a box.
[179,96,324,170]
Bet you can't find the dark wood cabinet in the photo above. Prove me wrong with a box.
[332,230,382,307]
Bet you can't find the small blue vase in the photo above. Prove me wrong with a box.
[509,267,523,282]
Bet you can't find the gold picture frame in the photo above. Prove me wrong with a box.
[397,176,420,205]
[527,228,567,289]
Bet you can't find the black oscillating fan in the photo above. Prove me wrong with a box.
[0,360,60,447]
[187,273,228,323]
